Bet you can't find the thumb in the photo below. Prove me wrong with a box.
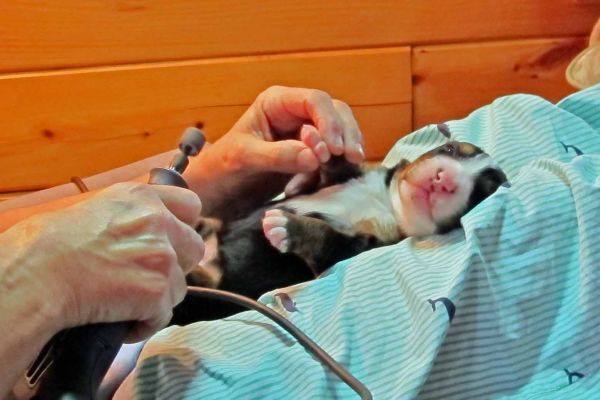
[243,136,319,174]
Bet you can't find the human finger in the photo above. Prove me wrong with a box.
[125,257,188,343]
[332,99,365,164]
[164,216,205,274]
[152,185,202,227]
[126,307,173,343]
[243,136,320,174]
[259,86,345,155]
[301,124,330,163]
[124,241,189,342]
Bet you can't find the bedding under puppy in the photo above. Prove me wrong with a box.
[172,141,507,324]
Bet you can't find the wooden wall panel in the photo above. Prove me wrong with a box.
[0,1,598,72]
[352,103,412,162]
[0,48,411,192]
[412,37,587,128]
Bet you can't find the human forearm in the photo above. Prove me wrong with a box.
[0,218,67,398]
[182,138,242,218]
[0,149,178,232]
[0,192,92,233]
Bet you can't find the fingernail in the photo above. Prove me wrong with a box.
[315,141,330,163]
[333,136,344,153]
[357,144,365,159]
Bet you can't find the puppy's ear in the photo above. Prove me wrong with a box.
[478,168,508,197]
[385,159,410,186]
[466,167,508,212]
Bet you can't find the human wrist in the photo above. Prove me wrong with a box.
[0,215,71,335]
[183,139,243,217]
[0,217,71,397]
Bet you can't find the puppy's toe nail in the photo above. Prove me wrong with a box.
[315,141,331,163]
[266,226,290,253]
[262,216,288,232]
[279,239,289,253]
[268,227,288,241]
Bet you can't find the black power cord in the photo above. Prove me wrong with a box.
[186,287,373,400]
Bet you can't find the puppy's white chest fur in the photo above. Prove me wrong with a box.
[283,169,401,241]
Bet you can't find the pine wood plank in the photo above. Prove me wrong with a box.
[0,48,411,192]
[412,37,587,128]
[0,1,598,72]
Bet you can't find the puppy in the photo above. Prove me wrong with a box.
[171,141,508,324]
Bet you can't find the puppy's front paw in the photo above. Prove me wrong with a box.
[262,209,291,253]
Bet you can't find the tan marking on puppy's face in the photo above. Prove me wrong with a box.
[458,142,478,156]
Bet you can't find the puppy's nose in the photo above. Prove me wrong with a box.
[430,169,457,193]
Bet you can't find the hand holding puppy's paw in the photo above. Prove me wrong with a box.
[263,209,290,253]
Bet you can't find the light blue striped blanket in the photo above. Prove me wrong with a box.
[115,84,600,399]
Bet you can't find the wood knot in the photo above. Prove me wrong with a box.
[412,75,425,85]
[41,129,54,138]
[527,39,587,71]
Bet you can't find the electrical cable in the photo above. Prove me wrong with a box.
[185,286,373,400]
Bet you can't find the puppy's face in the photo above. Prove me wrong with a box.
[389,141,507,237]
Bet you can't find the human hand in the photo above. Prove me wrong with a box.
[187,86,365,217]
[18,182,203,342]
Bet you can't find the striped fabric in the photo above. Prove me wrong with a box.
[115,84,600,400]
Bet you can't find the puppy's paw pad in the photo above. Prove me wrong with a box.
[263,210,290,253]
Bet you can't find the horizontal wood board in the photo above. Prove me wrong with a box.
[0,1,598,72]
[0,48,412,191]
[412,37,586,128]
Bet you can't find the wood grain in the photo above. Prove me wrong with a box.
[0,48,411,192]
[412,37,587,128]
[0,1,598,72]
